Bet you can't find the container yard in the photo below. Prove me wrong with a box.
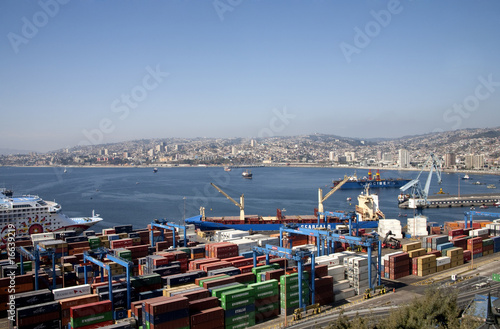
[1,214,500,329]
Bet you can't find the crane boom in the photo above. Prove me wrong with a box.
[318,175,351,217]
[210,183,245,221]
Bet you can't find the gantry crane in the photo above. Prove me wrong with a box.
[318,175,350,219]
[211,183,245,221]
[399,153,442,209]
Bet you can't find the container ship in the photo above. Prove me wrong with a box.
[0,189,103,248]
[185,185,384,231]
[333,169,411,190]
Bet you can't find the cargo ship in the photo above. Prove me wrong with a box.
[333,169,411,189]
[0,189,103,248]
[185,186,383,231]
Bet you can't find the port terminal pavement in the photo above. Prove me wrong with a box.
[253,240,500,329]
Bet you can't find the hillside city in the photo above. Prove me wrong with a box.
[1,127,500,172]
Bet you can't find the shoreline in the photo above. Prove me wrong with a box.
[1,164,500,176]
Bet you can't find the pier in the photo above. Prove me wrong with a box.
[398,193,500,209]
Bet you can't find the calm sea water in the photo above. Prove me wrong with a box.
[1,166,499,232]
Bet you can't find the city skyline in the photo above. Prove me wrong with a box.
[2,1,500,152]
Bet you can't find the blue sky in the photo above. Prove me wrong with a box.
[1,0,500,152]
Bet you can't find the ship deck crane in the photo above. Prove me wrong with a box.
[211,183,245,221]
[318,175,350,219]
[399,153,442,209]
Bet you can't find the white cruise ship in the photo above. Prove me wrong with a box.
[0,189,103,248]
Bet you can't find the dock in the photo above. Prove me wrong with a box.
[398,193,500,209]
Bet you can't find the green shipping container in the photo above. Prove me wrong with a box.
[198,274,230,287]
[131,274,161,288]
[71,311,113,328]
[248,279,278,292]
[16,262,32,272]
[252,264,279,276]
[221,287,254,304]
[254,287,279,300]
[483,239,494,246]
[225,311,255,326]
[256,301,279,314]
[280,272,309,286]
[493,273,500,282]
[211,283,245,298]
[280,289,309,301]
[280,281,309,293]
[225,317,256,329]
[280,295,309,309]
[221,297,255,310]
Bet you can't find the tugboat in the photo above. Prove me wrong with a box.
[242,170,252,179]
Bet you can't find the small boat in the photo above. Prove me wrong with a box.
[242,170,252,179]
[473,181,482,185]
[63,167,67,173]
[224,167,231,172]
[462,174,470,180]
[479,204,488,209]
[487,184,496,189]
[153,167,158,173]
[346,197,352,201]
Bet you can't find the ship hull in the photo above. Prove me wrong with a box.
[333,179,411,190]
[185,215,378,231]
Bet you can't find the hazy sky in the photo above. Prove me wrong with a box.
[1,1,500,152]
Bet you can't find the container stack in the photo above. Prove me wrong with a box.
[413,254,436,276]
[435,256,451,272]
[190,245,206,260]
[252,264,280,283]
[431,235,449,251]
[143,296,190,329]
[493,236,500,253]
[59,294,100,327]
[487,223,500,236]
[348,256,377,294]
[467,237,483,259]
[16,301,61,329]
[407,216,428,237]
[220,287,255,329]
[482,239,494,256]
[378,219,403,239]
[70,300,113,328]
[207,243,239,259]
[387,253,410,280]
[190,306,224,329]
[470,228,489,239]
[249,279,280,323]
[448,228,464,241]
[313,276,334,305]
[280,272,310,316]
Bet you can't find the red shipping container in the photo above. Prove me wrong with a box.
[224,256,245,263]
[201,261,231,272]
[70,300,112,319]
[176,289,210,302]
[188,297,220,313]
[203,277,236,290]
[233,272,256,284]
[269,258,287,268]
[150,317,189,329]
[238,264,254,274]
[231,258,254,268]
[190,307,224,325]
[463,250,472,261]
[191,317,225,329]
[150,297,189,314]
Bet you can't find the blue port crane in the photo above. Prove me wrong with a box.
[251,244,315,311]
[83,247,134,311]
[280,223,382,289]
[150,219,188,249]
[464,211,500,229]
[17,244,57,290]
[400,153,442,209]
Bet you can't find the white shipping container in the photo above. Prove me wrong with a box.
[436,256,451,266]
[336,288,355,300]
[53,284,91,300]
[333,280,350,293]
